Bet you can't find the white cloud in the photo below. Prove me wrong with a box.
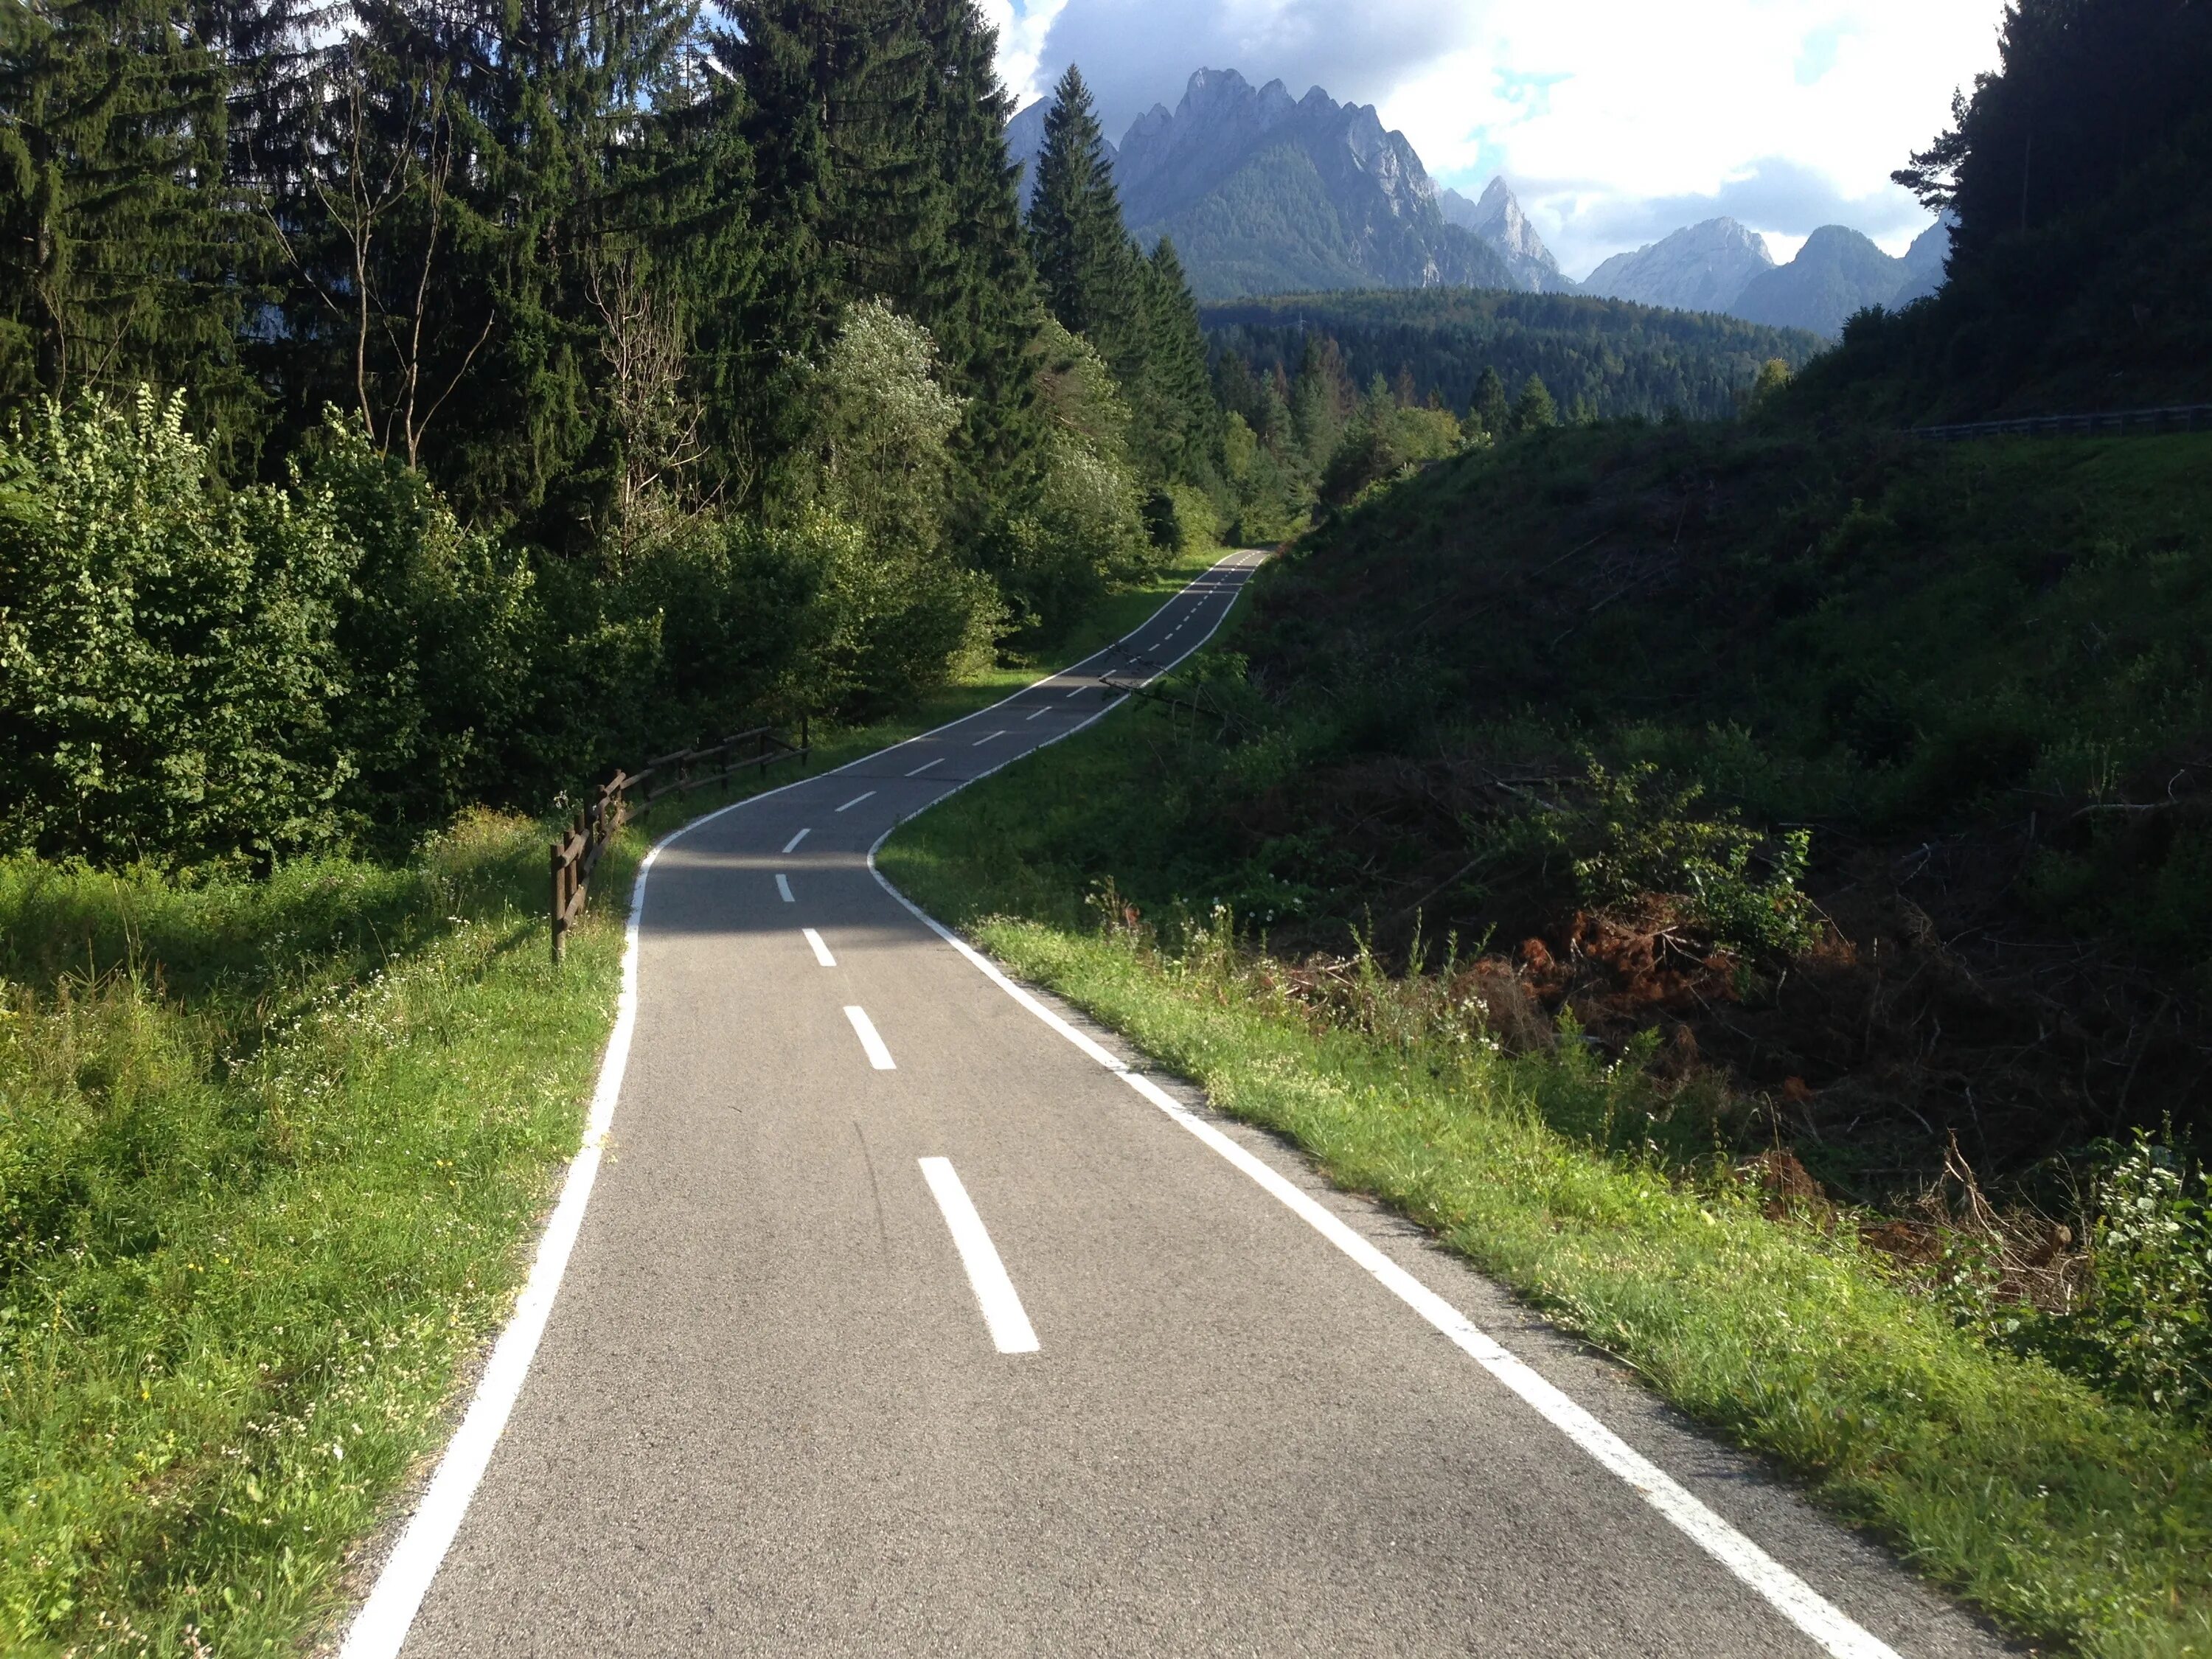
[981,0,1071,111]
[1006,0,2006,276]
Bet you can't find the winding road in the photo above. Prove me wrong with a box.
[344,552,2011,1658]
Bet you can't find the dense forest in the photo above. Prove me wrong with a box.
[0,8,1226,866]
[1204,290,1821,423]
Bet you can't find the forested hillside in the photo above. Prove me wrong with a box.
[1198,287,1819,541]
[1205,289,1820,420]
[0,5,1218,866]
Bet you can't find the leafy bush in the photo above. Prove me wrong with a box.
[810,299,965,556]
[2073,1138,2212,1415]
[984,320,1160,637]
[0,390,355,866]
[1319,382,1464,506]
[305,420,540,849]
[1522,762,1820,957]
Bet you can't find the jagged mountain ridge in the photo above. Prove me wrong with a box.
[1438,178,1574,293]
[1009,69,1512,300]
[1587,217,1953,337]
[1006,68,1950,330]
[1582,218,1776,313]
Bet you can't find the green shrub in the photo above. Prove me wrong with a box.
[2073,1138,2212,1416]
[0,390,355,867]
[1531,761,1820,956]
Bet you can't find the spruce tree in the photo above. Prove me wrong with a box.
[912,0,1045,514]
[1512,372,1557,433]
[0,0,240,424]
[720,0,944,503]
[1470,365,1510,436]
[1026,66,1142,374]
[1133,236,1218,484]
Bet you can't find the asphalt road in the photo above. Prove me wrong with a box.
[357,552,2014,1658]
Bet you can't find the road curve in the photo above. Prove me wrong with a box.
[352,553,2012,1658]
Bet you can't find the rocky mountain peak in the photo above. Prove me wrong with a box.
[1582,218,1776,313]
[1438,175,1572,292]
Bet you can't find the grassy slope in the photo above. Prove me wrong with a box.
[0,547,1222,1656]
[1038,422,2212,1185]
[878,681,2212,1659]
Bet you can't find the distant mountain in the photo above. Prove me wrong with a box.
[1581,215,1952,338]
[1009,69,1511,301]
[1582,219,1775,313]
[1438,178,1576,293]
[1891,217,1952,305]
[1731,226,1915,337]
[1006,69,1951,326]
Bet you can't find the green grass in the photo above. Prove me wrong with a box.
[0,549,1225,1655]
[878,689,2212,1659]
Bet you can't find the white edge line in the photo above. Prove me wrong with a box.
[917,1157,1040,1354]
[803,927,836,967]
[334,553,1258,1659]
[854,556,1901,1659]
[844,1004,896,1069]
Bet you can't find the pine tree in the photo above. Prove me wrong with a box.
[1132,237,1217,484]
[1470,365,1510,436]
[0,0,240,424]
[1025,65,1141,372]
[1512,372,1557,433]
[720,0,946,504]
[911,0,1045,514]
[1290,333,1354,469]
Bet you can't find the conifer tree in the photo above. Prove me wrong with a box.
[1026,66,1141,372]
[0,0,240,422]
[1512,372,1557,433]
[1133,236,1218,484]
[911,0,1045,511]
[1470,365,1510,436]
[720,0,945,501]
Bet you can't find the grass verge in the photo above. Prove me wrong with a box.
[0,550,1225,1655]
[877,689,2212,1659]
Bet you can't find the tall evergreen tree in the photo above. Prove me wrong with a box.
[718,0,944,501]
[0,0,240,424]
[1025,65,1141,370]
[1470,364,1510,436]
[1133,236,1217,484]
[911,0,1044,512]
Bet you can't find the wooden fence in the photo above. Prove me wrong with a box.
[1911,403,2212,442]
[550,720,810,962]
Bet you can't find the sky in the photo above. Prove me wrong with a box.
[978,0,2008,277]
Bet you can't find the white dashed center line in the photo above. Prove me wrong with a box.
[775,874,794,903]
[906,757,943,776]
[782,827,810,852]
[918,1158,1039,1354]
[836,791,875,813]
[844,1005,895,1070]
[803,928,835,967]
[972,731,1007,746]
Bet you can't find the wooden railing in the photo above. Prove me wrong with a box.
[1911,403,2212,442]
[550,720,810,962]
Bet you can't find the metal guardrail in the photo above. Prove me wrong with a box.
[550,720,810,963]
[1911,403,2212,442]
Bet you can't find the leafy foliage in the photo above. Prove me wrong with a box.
[0,391,353,865]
